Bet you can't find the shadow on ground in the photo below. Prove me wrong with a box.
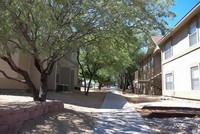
[124,94,200,134]
[93,110,152,134]
[47,91,106,109]
[0,91,106,109]
[93,91,153,134]
[19,109,96,134]
[144,117,200,134]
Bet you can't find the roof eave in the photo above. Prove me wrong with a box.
[158,2,200,47]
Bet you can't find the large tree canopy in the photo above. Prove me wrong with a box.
[0,0,174,101]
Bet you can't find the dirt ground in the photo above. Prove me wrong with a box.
[0,89,106,134]
[122,92,200,134]
[3,89,200,133]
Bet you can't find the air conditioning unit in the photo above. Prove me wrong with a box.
[56,84,69,92]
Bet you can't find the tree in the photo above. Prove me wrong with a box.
[0,0,175,101]
[78,23,139,94]
[94,68,116,90]
[124,50,145,93]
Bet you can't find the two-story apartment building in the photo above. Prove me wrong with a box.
[134,36,162,95]
[158,2,200,100]
[0,51,78,92]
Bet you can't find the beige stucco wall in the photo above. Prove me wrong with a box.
[172,27,189,56]
[0,51,41,91]
[0,52,18,78]
[163,43,200,99]
[47,64,57,91]
[58,56,78,87]
[0,50,28,90]
[16,52,40,90]
[0,49,78,92]
[162,14,200,100]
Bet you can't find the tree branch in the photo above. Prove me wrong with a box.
[8,40,22,49]
[33,54,44,73]
[1,55,38,95]
[0,70,26,83]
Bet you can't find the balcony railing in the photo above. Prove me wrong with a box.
[137,65,161,82]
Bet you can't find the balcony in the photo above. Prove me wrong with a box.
[138,65,161,83]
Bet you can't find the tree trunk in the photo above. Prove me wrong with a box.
[119,75,123,89]
[38,73,48,101]
[122,74,126,92]
[77,49,87,93]
[98,82,102,90]
[83,78,87,93]
[127,69,135,93]
[25,78,39,101]
[85,75,92,95]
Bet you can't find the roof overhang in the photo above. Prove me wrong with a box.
[158,2,200,47]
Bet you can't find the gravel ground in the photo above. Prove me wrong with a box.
[122,92,200,134]
[144,117,200,134]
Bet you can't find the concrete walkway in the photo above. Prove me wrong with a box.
[92,90,153,134]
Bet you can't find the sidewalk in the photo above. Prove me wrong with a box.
[92,90,152,134]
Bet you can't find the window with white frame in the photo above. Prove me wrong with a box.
[164,41,172,60]
[189,21,197,46]
[191,66,199,90]
[165,73,173,90]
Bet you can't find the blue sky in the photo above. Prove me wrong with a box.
[166,0,200,27]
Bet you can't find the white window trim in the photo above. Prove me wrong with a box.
[189,21,198,46]
[165,72,174,90]
[190,65,200,90]
[164,41,173,60]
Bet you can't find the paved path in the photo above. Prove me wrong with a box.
[92,89,153,134]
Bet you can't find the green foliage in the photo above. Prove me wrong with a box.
[0,0,175,96]
[0,0,174,58]
[78,0,175,86]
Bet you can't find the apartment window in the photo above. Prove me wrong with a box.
[191,66,199,90]
[165,73,173,90]
[164,41,172,60]
[189,21,197,46]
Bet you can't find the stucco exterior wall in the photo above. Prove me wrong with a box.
[0,51,19,78]
[162,43,200,99]
[162,13,200,100]
[172,27,188,56]
[0,49,78,92]
[47,64,56,91]
[58,57,78,88]
[0,50,29,91]
[198,14,200,39]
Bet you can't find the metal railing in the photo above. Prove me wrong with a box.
[138,65,161,82]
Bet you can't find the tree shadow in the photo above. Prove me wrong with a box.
[19,109,96,134]
[144,117,200,134]
[46,91,106,109]
[92,110,153,134]
[92,91,153,134]
[0,91,106,109]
